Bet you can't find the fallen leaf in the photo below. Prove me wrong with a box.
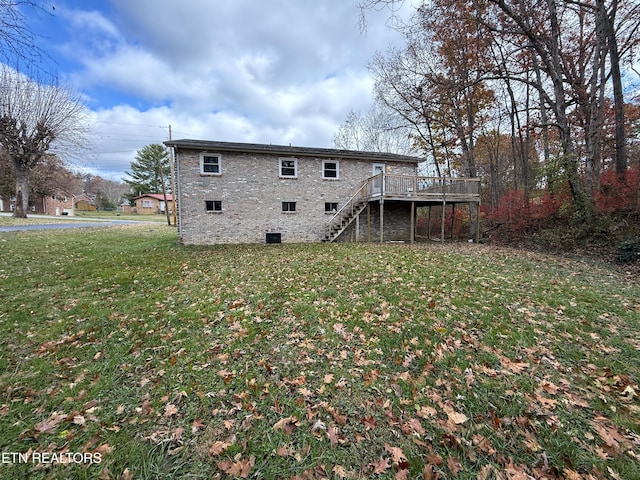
[333,465,348,478]
[218,455,255,478]
[384,443,407,465]
[371,457,391,474]
[34,411,65,434]
[164,403,178,417]
[191,418,204,433]
[273,416,300,435]
[447,456,462,476]
[417,405,437,418]
[276,445,294,457]
[121,468,134,480]
[172,427,184,441]
[395,468,409,480]
[446,410,468,425]
[209,441,231,456]
[362,415,378,430]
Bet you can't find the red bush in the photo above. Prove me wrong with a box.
[487,187,568,241]
[593,168,639,214]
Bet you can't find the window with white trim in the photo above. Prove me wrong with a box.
[200,153,221,175]
[142,200,153,208]
[323,160,339,179]
[279,158,297,178]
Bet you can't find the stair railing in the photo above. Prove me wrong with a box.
[325,178,372,239]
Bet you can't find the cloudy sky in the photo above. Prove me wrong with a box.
[24,0,412,181]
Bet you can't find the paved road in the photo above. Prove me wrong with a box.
[0,214,148,232]
[0,220,143,232]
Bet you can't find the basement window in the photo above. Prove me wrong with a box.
[282,201,296,213]
[205,200,223,212]
[325,202,338,213]
[200,153,221,175]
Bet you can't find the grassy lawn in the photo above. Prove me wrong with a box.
[0,225,638,479]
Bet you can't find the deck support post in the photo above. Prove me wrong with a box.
[355,212,360,242]
[440,201,446,242]
[410,201,415,244]
[379,199,384,243]
[367,203,371,242]
[451,203,456,240]
[475,201,480,243]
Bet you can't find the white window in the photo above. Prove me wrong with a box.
[200,153,221,175]
[142,200,153,208]
[323,160,339,179]
[279,158,297,178]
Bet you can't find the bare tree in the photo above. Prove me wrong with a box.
[1,1,52,67]
[0,66,89,217]
[333,104,413,155]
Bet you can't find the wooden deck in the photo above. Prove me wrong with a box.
[367,173,481,204]
[325,173,481,243]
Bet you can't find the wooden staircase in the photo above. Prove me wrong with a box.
[323,181,371,242]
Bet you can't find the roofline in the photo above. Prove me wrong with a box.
[134,194,174,200]
[164,139,421,163]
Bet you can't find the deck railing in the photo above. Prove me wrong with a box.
[368,173,480,198]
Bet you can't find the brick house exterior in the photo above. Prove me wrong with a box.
[134,194,175,215]
[1,191,80,215]
[165,140,423,245]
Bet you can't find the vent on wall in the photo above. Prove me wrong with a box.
[266,233,282,244]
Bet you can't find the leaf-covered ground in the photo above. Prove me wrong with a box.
[0,225,638,479]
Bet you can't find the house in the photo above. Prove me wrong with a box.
[134,193,174,215]
[74,194,97,212]
[164,139,481,245]
[1,191,98,215]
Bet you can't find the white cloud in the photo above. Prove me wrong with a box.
[42,0,411,180]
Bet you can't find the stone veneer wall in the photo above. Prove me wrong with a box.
[176,149,416,244]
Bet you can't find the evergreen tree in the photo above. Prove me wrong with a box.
[124,144,171,204]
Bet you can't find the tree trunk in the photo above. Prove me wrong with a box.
[603,0,627,176]
[586,0,607,195]
[13,163,29,218]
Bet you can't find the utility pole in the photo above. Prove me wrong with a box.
[158,150,171,226]
[169,125,178,227]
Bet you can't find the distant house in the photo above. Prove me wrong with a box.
[74,194,97,212]
[0,191,97,215]
[134,193,174,215]
[165,139,481,245]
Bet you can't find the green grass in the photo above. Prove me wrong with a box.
[0,225,638,479]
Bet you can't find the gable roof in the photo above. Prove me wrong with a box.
[135,194,174,201]
[164,139,421,164]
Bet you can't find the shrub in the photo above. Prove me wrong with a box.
[616,239,640,264]
[593,168,639,214]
